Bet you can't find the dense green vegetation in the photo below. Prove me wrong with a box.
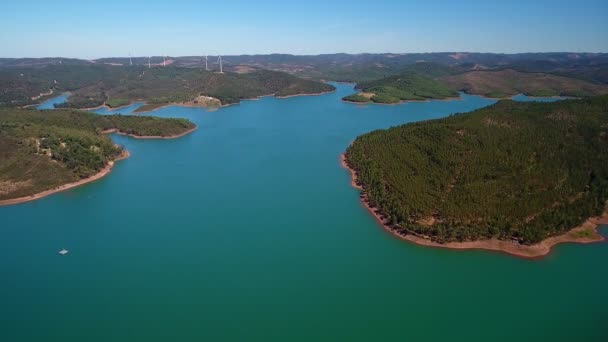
[345,96,608,244]
[4,55,607,109]
[105,98,131,108]
[342,94,371,103]
[343,71,459,104]
[0,64,334,108]
[0,107,195,201]
[98,114,195,137]
[0,64,137,107]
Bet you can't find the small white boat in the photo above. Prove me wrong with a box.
[58,249,69,255]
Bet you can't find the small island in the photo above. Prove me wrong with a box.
[343,95,608,257]
[0,107,197,205]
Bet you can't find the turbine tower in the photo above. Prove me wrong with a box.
[148,56,151,69]
[217,55,223,73]
[163,55,166,67]
[129,53,133,66]
[205,55,209,71]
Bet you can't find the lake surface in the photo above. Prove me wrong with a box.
[511,93,570,102]
[36,93,70,109]
[2,84,606,341]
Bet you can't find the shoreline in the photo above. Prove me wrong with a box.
[81,100,145,111]
[342,94,463,106]
[83,90,336,114]
[341,91,571,107]
[0,126,197,207]
[23,91,71,109]
[101,126,198,139]
[340,153,606,258]
[30,89,54,101]
[0,150,130,207]
[130,90,336,113]
[134,101,231,113]
[275,89,336,99]
[458,91,574,101]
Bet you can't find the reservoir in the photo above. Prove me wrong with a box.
[1,83,606,341]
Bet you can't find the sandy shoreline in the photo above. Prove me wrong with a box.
[30,89,54,101]
[134,90,335,112]
[0,150,130,207]
[340,153,606,258]
[80,90,335,114]
[101,126,197,139]
[80,101,146,111]
[136,102,231,113]
[276,90,336,99]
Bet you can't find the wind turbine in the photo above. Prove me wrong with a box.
[148,56,151,69]
[205,55,209,71]
[217,55,223,73]
[129,53,132,66]
[163,55,166,67]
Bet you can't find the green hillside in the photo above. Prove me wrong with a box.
[344,96,608,243]
[343,71,459,104]
[0,107,195,201]
[0,64,335,108]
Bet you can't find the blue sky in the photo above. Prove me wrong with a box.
[1,0,607,58]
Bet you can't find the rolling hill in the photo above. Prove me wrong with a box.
[344,95,608,244]
[343,71,459,104]
[0,107,195,202]
[441,69,608,98]
[0,64,335,108]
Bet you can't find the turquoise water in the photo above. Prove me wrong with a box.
[36,93,70,109]
[511,94,568,102]
[2,84,605,341]
[93,101,146,114]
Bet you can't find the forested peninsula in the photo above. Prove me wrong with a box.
[343,96,608,257]
[0,107,196,205]
[342,71,459,104]
[340,63,608,105]
[0,64,335,109]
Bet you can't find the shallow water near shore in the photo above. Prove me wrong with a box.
[2,84,607,341]
[36,93,70,109]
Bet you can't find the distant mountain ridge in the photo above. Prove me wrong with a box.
[2,52,608,108]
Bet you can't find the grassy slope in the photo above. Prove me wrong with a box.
[343,71,460,104]
[345,96,608,244]
[0,107,195,200]
[441,69,608,98]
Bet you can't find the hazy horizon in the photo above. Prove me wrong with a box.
[2,0,607,59]
[3,51,608,60]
